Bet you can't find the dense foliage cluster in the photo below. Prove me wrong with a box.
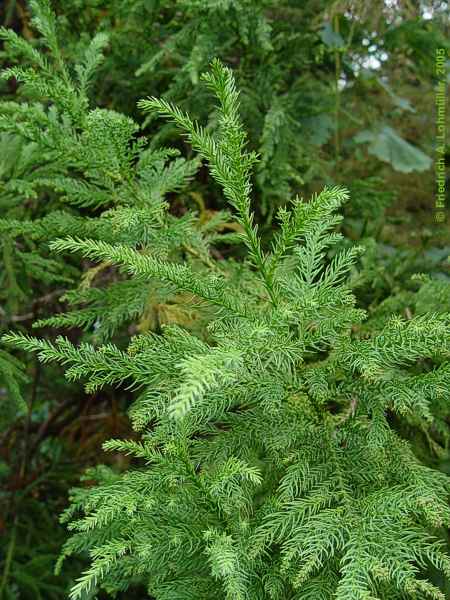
[0,1,448,599]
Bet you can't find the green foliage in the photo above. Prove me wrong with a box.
[0,1,448,599]
[0,0,238,350]
[19,0,444,220]
[0,472,85,600]
[354,126,432,174]
[0,349,28,427]
[4,58,450,600]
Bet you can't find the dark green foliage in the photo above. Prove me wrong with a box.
[0,0,232,383]
[8,0,444,218]
[0,1,449,599]
[0,457,85,600]
[4,57,450,599]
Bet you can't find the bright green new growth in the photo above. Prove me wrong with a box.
[3,58,450,600]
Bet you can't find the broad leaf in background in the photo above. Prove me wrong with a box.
[300,114,335,146]
[320,21,345,49]
[354,125,432,173]
[377,78,416,113]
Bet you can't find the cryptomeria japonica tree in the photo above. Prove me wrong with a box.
[4,56,450,599]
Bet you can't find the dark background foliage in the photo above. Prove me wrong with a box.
[0,0,449,597]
